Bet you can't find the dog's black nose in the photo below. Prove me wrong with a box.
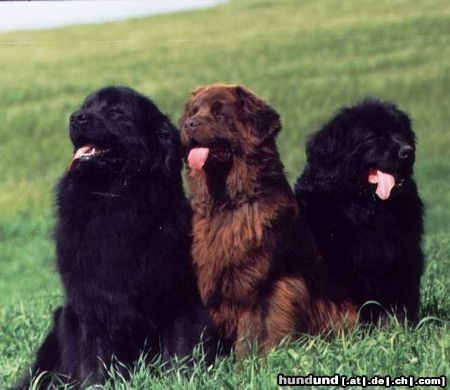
[186,118,199,130]
[398,145,413,159]
[70,112,87,125]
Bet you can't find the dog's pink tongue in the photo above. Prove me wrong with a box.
[68,144,94,171]
[188,147,210,170]
[368,169,396,200]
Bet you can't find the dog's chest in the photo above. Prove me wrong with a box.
[57,204,147,273]
[193,203,266,260]
[332,201,409,266]
[191,204,272,331]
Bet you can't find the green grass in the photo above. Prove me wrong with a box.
[0,0,449,388]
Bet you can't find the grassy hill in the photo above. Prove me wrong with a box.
[0,0,448,387]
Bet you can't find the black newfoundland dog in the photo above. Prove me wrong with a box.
[18,86,215,388]
[295,99,424,323]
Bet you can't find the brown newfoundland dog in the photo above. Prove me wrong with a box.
[180,84,357,356]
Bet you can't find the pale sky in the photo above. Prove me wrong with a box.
[0,0,226,32]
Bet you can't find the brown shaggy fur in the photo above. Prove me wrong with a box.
[180,84,357,356]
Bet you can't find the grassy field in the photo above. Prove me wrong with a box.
[0,0,449,388]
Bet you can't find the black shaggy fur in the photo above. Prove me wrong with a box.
[295,99,424,323]
[18,86,215,388]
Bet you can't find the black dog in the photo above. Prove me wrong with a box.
[295,99,424,323]
[18,86,215,388]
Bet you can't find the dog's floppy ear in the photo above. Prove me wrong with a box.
[140,97,182,179]
[156,119,182,179]
[235,85,281,144]
[305,123,349,170]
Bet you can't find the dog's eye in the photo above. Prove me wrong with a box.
[363,135,379,143]
[191,106,199,115]
[211,101,223,113]
[211,102,226,119]
[108,106,122,115]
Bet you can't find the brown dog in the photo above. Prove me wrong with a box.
[180,84,357,356]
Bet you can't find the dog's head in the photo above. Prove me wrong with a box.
[180,84,281,175]
[67,86,181,182]
[305,99,416,200]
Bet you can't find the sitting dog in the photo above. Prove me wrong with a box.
[18,86,215,388]
[295,99,424,323]
[180,84,357,357]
